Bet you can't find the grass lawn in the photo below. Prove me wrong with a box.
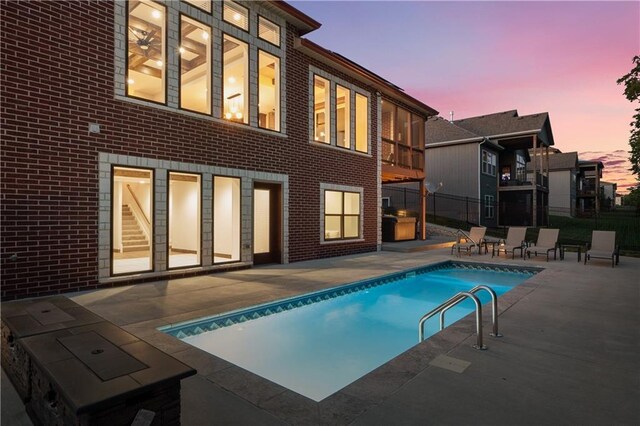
[427,209,640,256]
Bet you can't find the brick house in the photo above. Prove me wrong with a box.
[0,0,436,300]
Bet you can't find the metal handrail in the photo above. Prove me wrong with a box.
[418,291,487,350]
[440,285,502,338]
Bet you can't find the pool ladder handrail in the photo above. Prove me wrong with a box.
[418,285,502,350]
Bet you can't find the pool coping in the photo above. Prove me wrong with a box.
[156,259,546,424]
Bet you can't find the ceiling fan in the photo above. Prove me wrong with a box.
[128,26,161,59]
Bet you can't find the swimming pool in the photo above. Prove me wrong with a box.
[161,261,537,401]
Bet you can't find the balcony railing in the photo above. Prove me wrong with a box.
[499,173,548,188]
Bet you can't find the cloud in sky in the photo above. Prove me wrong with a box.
[579,150,636,193]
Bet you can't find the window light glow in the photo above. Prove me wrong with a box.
[233,13,241,21]
[179,47,185,54]
[152,9,161,19]
[127,78,135,85]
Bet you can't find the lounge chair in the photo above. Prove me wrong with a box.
[493,227,527,259]
[451,227,486,256]
[525,228,559,261]
[585,231,619,267]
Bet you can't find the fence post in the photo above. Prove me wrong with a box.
[433,193,437,222]
[466,197,469,223]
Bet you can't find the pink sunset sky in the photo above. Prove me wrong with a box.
[292,0,640,193]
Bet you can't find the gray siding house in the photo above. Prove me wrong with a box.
[527,150,578,217]
[425,110,555,227]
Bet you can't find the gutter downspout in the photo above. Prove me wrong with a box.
[478,138,486,226]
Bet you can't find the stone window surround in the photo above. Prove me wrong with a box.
[98,152,290,282]
[114,0,288,135]
[308,65,372,156]
[319,183,364,244]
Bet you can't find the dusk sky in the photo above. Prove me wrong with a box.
[291,0,640,193]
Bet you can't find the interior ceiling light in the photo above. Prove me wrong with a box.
[233,13,241,21]
[152,10,161,19]
[127,78,135,84]
[179,47,185,54]
[202,31,209,40]
[228,76,236,84]
[156,60,163,66]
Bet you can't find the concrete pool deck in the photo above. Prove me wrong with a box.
[2,248,639,425]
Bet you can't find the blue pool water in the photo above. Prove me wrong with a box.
[162,263,535,401]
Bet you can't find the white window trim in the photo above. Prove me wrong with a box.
[319,183,364,244]
[482,150,496,177]
[484,195,495,219]
[309,66,372,156]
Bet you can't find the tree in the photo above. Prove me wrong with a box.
[617,55,640,179]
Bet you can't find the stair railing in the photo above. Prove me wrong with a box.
[126,184,151,242]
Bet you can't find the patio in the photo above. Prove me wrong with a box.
[2,247,639,425]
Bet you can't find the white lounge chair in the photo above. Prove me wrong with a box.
[525,228,559,261]
[585,231,619,267]
[493,227,527,259]
[451,227,486,256]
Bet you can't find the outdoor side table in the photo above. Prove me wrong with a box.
[22,321,196,426]
[1,296,104,401]
[560,244,583,262]
[483,240,500,256]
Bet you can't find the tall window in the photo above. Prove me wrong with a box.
[336,85,350,148]
[355,93,368,153]
[381,100,424,169]
[482,150,496,176]
[179,16,211,114]
[214,177,241,263]
[223,0,248,31]
[127,0,166,103]
[516,153,526,182]
[112,167,153,275]
[313,76,330,143]
[258,51,280,131]
[169,172,201,268]
[324,190,360,240]
[484,195,495,219]
[223,35,248,123]
[397,107,410,145]
[258,16,280,46]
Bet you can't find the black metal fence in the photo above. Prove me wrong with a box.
[382,186,640,253]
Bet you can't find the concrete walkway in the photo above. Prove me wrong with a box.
[3,249,639,425]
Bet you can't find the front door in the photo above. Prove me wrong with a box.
[253,182,282,264]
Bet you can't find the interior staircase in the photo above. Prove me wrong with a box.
[121,204,149,252]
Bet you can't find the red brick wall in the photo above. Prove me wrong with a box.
[0,1,379,300]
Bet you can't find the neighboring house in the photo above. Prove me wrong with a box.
[0,0,436,299]
[600,181,617,211]
[576,160,604,214]
[425,110,555,227]
[527,150,578,217]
